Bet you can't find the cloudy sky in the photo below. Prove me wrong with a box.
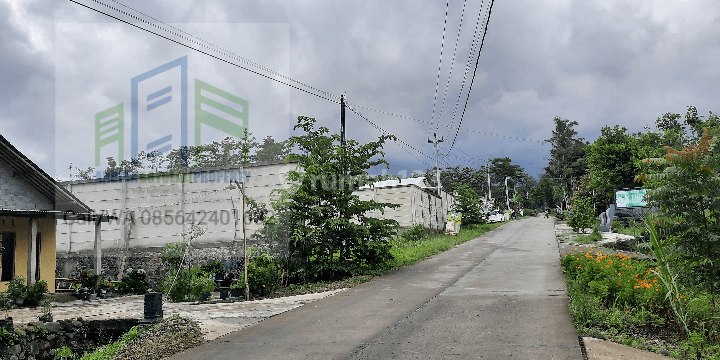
[2,0,720,180]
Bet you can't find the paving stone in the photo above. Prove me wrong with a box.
[5,290,345,341]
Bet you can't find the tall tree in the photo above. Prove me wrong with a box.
[584,125,639,211]
[544,117,587,209]
[252,136,292,163]
[256,116,399,281]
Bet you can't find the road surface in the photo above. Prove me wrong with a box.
[170,217,582,359]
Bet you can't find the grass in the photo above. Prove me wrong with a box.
[261,221,506,298]
[380,222,505,272]
[576,229,602,244]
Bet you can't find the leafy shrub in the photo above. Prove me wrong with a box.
[452,185,485,226]
[6,277,27,301]
[200,260,225,276]
[0,327,20,348]
[25,280,48,304]
[79,270,103,291]
[161,266,216,302]
[190,275,216,300]
[160,242,190,269]
[562,250,664,308]
[247,253,281,297]
[568,197,597,233]
[116,269,149,295]
[399,225,426,243]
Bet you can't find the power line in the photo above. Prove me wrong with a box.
[70,0,340,104]
[346,103,544,144]
[440,0,487,143]
[345,102,449,168]
[444,0,496,157]
[436,0,467,134]
[107,0,340,102]
[429,0,450,138]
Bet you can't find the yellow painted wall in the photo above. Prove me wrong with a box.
[0,217,56,293]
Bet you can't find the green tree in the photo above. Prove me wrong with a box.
[252,136,292,163]
[544,117,587,209]
[567,197,596,233]
[638,128,720,302]
[452,185,485,226]
[584,125,639,212]
[257,116,399,281]
[488,157,524,210]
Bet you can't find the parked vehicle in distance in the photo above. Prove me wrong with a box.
[487,211,503,223]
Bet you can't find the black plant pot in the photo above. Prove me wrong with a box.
[219,289,229,299]
[71,293,85,300]
[201,292,211,302]
[0,317,12,332]
[230,288,243,298]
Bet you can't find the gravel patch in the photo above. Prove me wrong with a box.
[113,317,205,360]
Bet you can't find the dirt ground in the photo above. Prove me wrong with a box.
[584,337,672,359]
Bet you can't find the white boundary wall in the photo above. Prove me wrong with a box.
[56,162,296,253]
[57,166,454,254]
[354,185,454,231]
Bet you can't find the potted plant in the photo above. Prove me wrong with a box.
[219,288,229,299]
[230,280,245,298]
[6,277,27,307]
[190,275,216,302]
[71,284,84,300]
[37,297,52,323]
[201,260,226,281]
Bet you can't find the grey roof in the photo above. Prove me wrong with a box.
[0,134,91,214]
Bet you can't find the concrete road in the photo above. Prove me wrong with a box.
[170,217,583,359]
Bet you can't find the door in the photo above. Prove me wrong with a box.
[1,232,16,282]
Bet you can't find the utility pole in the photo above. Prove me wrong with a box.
[340,94,346,146]
[428,133,444,191]
[505,176,510,210]
[241,179,249,301]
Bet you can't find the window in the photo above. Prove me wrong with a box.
[1,232,16,282]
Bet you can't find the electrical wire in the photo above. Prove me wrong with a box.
[436,0,467,133]
[345,102,448,168]
[107,0,340,102]
[440,0,487,143]
[70,0,340,104]
[348,103,544,144]
[429,0,450,138]
[444,0,496,157]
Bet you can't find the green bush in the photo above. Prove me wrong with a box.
[161,266,217,302]
[6,277,27,301]
[399,225,426,243]
[247,253,281,297]
[568,197,597,233]
[159,242,190,269]
[452,185,485,226]
[116,269,149,295]
[200,260,225,276]
[25,280,48,304]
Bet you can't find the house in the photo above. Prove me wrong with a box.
[0,134,111,292]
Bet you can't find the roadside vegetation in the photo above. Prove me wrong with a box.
[553,106,720,358]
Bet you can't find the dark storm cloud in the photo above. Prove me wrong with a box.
[3,0,720,179]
